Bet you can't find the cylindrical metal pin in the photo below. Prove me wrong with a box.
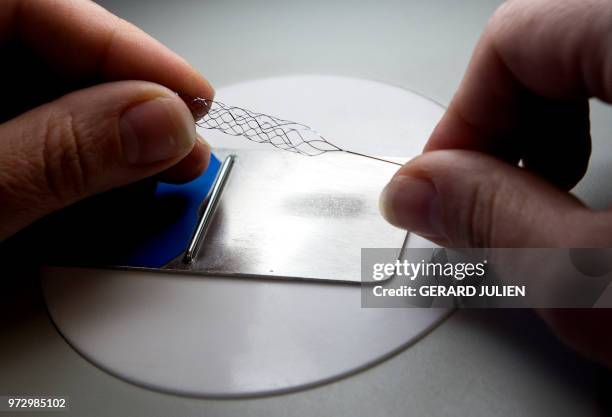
[183,154,235,264]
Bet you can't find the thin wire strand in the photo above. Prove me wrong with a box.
[181,95,403,166]
[342,150,403,166]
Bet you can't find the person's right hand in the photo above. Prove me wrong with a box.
[0,0,213,241]
[379,0,612,367]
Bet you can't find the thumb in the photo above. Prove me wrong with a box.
[0,81,197,240]
[379,150,609,248]
[380,150,612,368]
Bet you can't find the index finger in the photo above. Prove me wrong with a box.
[1,0,213,99]
[424,0,610,185]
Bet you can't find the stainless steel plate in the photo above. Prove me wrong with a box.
[166,148,407,283]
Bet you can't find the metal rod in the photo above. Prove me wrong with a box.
[342,150,404,167]
[183,155,236,264]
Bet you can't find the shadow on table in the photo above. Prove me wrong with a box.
[452,308,612,415]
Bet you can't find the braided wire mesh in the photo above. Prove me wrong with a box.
[191,98,343,156]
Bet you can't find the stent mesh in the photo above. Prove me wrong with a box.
[187,97,343,156]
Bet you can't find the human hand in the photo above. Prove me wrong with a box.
[0,0,213,240]
[380,0,612,366]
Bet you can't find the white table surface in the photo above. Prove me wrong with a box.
[1,0,611,415]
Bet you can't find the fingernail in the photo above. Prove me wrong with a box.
[120,97,195,165]
[196,133,210,148]
[178,93,211,122]
[379,175,441,235]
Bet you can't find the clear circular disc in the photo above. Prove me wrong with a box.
[41,75,449,397]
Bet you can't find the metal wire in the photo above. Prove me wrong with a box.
[181,95,402,166]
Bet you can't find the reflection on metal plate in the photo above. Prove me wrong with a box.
[165,148,406,283]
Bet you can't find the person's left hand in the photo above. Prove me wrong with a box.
[0,0,214,240]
